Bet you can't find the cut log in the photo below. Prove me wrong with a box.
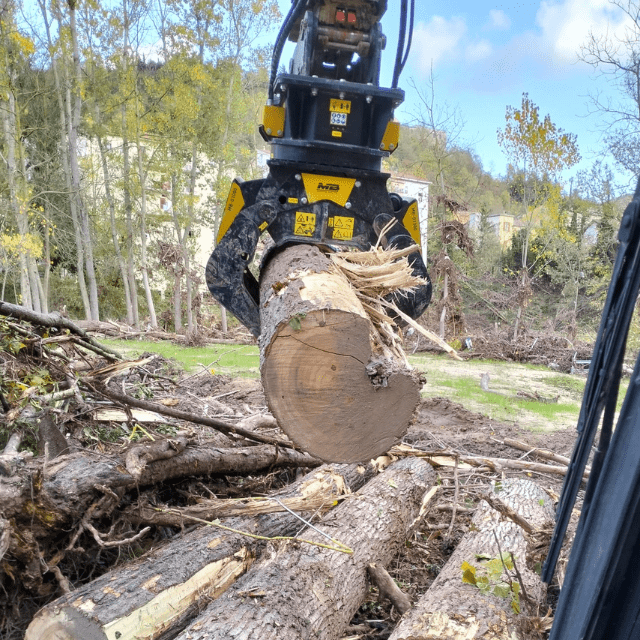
[1,443,319,523]
[388,478,555,640]
[259,245,421,463]
[25,463,373,640]
[173,457,436,640]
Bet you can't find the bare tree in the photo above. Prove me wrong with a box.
[581,0,640,178]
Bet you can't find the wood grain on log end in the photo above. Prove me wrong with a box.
[260,245,421,463]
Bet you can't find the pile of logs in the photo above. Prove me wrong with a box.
[0,302,575,640]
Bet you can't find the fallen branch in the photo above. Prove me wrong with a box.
[86,381,298,451]
[0,302,122,361]
[391,444,588,480]
[500,438,572,467]
[368,563,411,615]
[2,444,320,522]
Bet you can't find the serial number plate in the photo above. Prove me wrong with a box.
[330,111,348,126]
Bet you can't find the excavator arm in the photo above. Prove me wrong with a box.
[205,0,431,337]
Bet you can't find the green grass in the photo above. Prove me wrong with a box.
[102,339,260,378]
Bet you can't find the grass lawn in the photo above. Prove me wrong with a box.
[102,339,260,378]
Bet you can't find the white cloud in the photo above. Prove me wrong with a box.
[488,9,511,31]
[411,16,467,73]
[466,39,493,62]
[536,0,631,64]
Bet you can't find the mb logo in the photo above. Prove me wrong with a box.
[317,183,339,191]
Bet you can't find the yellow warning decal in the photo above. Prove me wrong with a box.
[380,120,400,152]
[258,221,268,232]
[294,212,316,237]
[262,104,285,137]
[328,216,355,241]
[402,202,421,248]
[302,174,355,206]
[217,181,245,244]
[329,99,351,113]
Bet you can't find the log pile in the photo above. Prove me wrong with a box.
[1,304,576,640]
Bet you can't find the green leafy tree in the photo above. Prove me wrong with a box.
[497,93,580,340]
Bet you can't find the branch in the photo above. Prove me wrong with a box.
[0,302,122,361]
[86,381,299,450]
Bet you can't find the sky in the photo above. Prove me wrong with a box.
[276,0,636,190]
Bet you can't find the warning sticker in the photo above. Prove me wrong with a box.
[329,99,351,113]
[328,216,354,241]
[402,202,421,247]
[216,181,245,244]
[294,212,316,237]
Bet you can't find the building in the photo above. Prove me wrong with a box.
[468,211,517,247]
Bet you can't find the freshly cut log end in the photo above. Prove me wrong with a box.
[259,245,421,463]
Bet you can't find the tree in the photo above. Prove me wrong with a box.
[0,4,46,312]
[497,93,580,341]
[404,68,480,223]
[581,0,640,179]
[578,161,623,300]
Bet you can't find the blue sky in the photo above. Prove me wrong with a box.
[277,0,636,190]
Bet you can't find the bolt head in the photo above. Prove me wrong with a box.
[266,128,272,135]
[389,143,395,150]
[311,88,318,96]
[277,130,283,136]
[339,92,345,99]
[366,96,372,103]
[355,181,361,187]
[295,173,302,180]
[345,202,352,209]
[301,197,308,204]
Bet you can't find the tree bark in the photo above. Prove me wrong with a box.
[388,478,554,640]
[68,0,100,321]
[259,245,421,463]
[25,463,374,640]
[174,457,435,640]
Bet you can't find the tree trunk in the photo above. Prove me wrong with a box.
[439,270,448,339]
[97,133,134,324]
[1,443,318,524]
[25,463,374,640]
[68,1,100,321]
[174,457,435,640]
[259,245,421,463]
[388,478,554,640]
[43,0,92,320]
[134,89,158,329]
